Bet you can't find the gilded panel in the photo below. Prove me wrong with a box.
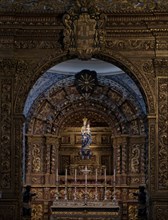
[128,204,138,220]
[31,144,42,173]
[0,204,17,220]
[31,203,43,220]
[14,115,24,194]
[157,78,168,190]
[154,204,168,220]
[149,123,156,192]
[0,78,13,189]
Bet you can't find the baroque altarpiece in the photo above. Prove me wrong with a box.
[0,0,168,220]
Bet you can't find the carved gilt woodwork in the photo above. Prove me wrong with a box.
[0,0,168,219]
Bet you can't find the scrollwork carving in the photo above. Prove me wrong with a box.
[32,144,41,173]
[154,59,168,76]
[14,40,61,49]
[100,50,155,114]
[107,39,155,51]
[128,205,138,220]
[155,205,168,220]
[31,204,43,220]
[0,0,164,12]
[158,78,168,190]
[131,144,141,174]
[0,79,12,189]
[149,123,156,192]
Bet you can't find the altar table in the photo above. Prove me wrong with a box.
[50,200,121,220]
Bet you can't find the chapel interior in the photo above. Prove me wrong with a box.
[0,1,168,220]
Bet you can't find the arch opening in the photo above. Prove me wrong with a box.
[23,58,149,219]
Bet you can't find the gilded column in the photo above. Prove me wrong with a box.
[55,137,60,177]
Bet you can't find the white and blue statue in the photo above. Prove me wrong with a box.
[80,117,92,159]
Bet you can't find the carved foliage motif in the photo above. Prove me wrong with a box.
[14,116,24,194]
[149,123,156,192]
[142,61,156,89]
[155,205,168,220]
[0,79,12,189]
[128,204,138,220]
[107,39,155,51]
[31,204,43,220]
[154,59,168,76]
[0,0,164,12]
[14,40,61,49]
[130,144,141,174]
[156,40,168,50]
[32,144,42,173]
[101,50,155,114]
[158,78,168,190]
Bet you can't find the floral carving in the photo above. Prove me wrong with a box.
[131,145,141,174]
[31,204,43,220]
[158,78,168,190]
[0,79,12,189]
[155,205,168,220]
[154,59,168,76]
[0,0,164,12]
[149,123,156,192]
[128,205,138,220]
[32,144,41,173]
[107,39,155,51]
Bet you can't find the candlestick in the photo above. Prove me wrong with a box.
[114,168,116,183]
[85,166,87,186]
[74,169,77,200]
[104,168,106,184]
[95,168,98,201]
[95,168,97,183]
[55,168,59,201]
[75,169,77,183]
[65,168,67,184]
[64,168,68,201]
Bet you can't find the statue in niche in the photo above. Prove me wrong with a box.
[133,186,147,219]
[23,185,36,218]
[80,117,92,159]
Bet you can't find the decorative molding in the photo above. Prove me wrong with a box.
[0,0,165,13]
[14,40,61,49]
[107,39,155,51]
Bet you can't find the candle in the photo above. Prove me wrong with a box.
[114,168,116,183]
[56,168,58,183]
[104,168,106,184]
[65,168,67,184]
[75,169,77,183]
[95,169,97,183]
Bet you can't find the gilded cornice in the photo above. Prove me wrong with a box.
[0,0,168,13]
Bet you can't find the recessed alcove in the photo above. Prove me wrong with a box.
[23,58,147,219]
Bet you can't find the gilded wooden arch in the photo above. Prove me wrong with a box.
[14,51,154,117]
[95,52,155,114]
